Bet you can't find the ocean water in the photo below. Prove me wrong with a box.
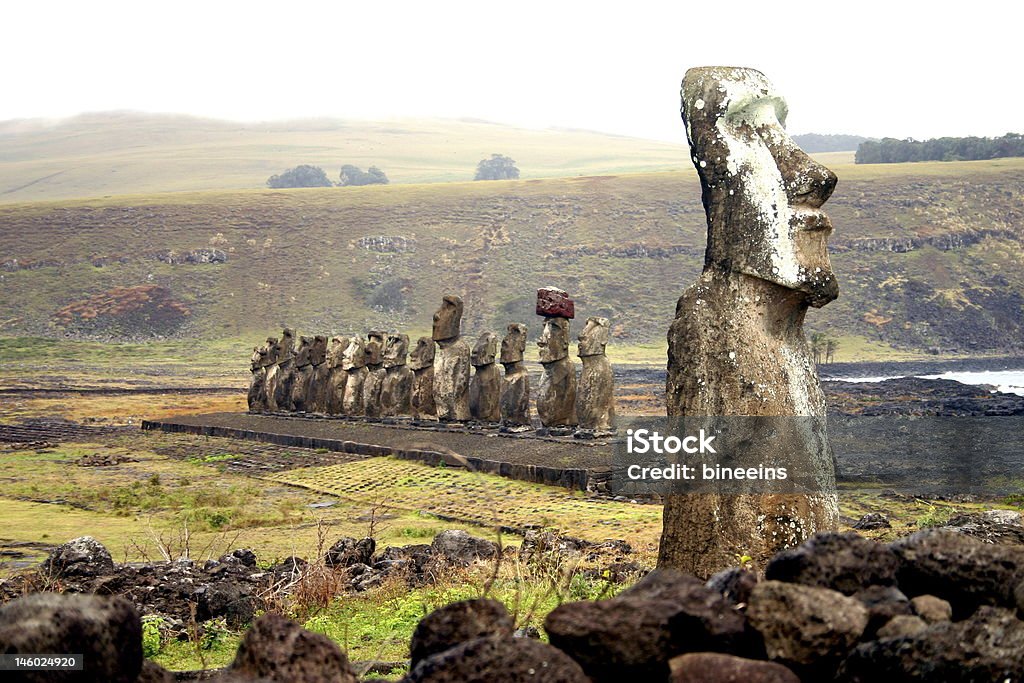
[840,369,1024,397]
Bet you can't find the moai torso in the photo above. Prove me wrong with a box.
[362,331,387,418]
[409,336,437,420]
[341,337,368,416]
[265,328,296,411]
[307,335,330,413]
[499,323,531,428]
[290,336,314,412]
[469,332,501,423]
[432,295,471,422]
[380,333,414,417]
[576,317,615,434]
[658,67,840,578]
[326,336,350,415]
[536,308,577,429]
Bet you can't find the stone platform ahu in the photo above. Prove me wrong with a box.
[245,288,617,439]
[658,66,841,578]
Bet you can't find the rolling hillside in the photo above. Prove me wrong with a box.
[0,112,691,203]
[1,156,1022,354]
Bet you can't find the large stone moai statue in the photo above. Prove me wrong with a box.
[468,332,501,423]
[499,323,531,430]
[289,335,314,412]
[535,288,578,432]
[380,333,414,417]
[326,336,350,415]
[431,295,471,422]
[265,328,295,411]
[247,337,275,413]
[341,336,368,416]
[361,331,387,418]
[658,67,840,578]
[576,316,615,435]
[306,335,329,413]
[409,336,437,420]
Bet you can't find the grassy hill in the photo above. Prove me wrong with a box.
[1,155,1022,355]
[0,112,691,203]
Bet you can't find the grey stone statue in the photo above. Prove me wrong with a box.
[658,66,840,578]
[499,323,531,430]
[380,333,414,417]
[307,335,329,413]
[536,316,578,429]
[431,295,471,422]
[575,317,615,435]
[341,336,368,416]
[265,328,295,412]
[468,332,501,423]
[289,335,314,412]
[409,336,437,420]
[362,330,387,418]
[326,336,350,415]
[247,337,276,413]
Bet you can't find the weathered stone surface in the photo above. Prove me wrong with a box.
[705,566,758,607]
[431,294,463,342]
[660,67,840,578]
[469,332,501,423]
[499,323,531,427]
[405,635,589,682]
[341,336,368,416]
[765,532,900,595]
[229,612,358,683]
[836,606,1024,682]
[306,334,330,413]
[891,528,1024,616]
[669,653,800,683]
[576,316,615,433]
[876,614,928,638]
[289,335,314,412]
[264,328,296,411]
[853,585,913,638]
[536,286,575,319]
[41,535,115,578]
[409,599,514,668]
[325,336,350,415]
[381,333,414,416]
[362,331,387,418]
[910,594,952,624]
[138,660,175,683]
[0,593,142,683]
[247,339,273,412]
[409,336,437,420]
[747,580,867,674]
[942,509,1024,545]
[324,537,375,568]
[430,530,499,564]
[853,512,891,530]
[544,569,748,682]
[537,317,577,428]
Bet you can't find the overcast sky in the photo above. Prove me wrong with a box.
[4,0,1020,143]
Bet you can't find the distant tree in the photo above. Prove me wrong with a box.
[267,165,333,188]
[856,133,1024,164]
[474,154,520,181]
[339,164,389,186]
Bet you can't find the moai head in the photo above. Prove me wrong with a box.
[578,316,610,357]
[327,336,350,368]
[309,335,328,366]
[471,332,498,367]
[500,323,528,364]
[364,330,386,366]
[537,317,570,364]
[681,67,839,308]
[293,336,313,367]
[383,333,410,368]
[341,336,366,370]
[432,295,464,342]
[408,336,436,371]
[262,337,279,366]
[279,328,296,357]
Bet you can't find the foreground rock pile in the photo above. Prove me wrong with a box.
[2,527,1023,681]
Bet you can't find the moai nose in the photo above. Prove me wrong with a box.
[784,147,837,208]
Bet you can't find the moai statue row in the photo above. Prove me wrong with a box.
[432,295,471,422]
[499,323,531,431]
[536,288,578,434]
[576,317,615,436]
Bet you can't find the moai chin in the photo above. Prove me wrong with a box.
[575,316,615,435]
[499,323,531,430]
[409,336,437,420]
[289,335,315,412]
[536,290,578,431]
[341,336,368,416]
[325,336,350,415]
[265,328,296,412]
[380,333,414,417]
[658,66,840,579]
[362,330,387,418]
[431,295,471,422]
[468,332,501,423]
[306,335,330,414]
